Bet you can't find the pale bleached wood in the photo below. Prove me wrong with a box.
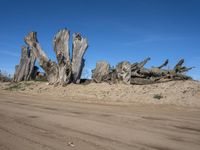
[24,32,59,84]
[72,33,88,83]
[13,46,36,82]
[53,29,71,85]
[92,61,110,83]
[116,61,131,84]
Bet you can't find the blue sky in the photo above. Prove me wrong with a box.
[0,0,200,79]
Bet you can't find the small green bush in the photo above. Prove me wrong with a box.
[153,94,163,100]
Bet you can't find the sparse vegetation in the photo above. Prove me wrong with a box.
[0,70,12,82]
[34,77,48,82]
[153,94,163,100]
[4,82,33,91]
[4,83,22,91]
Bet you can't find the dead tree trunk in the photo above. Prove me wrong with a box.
[173,59,193,73]
[24,32,59,84]
[131,77,155,85]
[92,61,110,83]
[13,46,36,82]
[26,47,37,80]
[72,33,88,83]
[116,61,131,84]
[24,30,89,85]
[92,58,193,85]
[131,57,151,71]
[157,59,169,69]
[53,29,71,85]
[131,58,151,77]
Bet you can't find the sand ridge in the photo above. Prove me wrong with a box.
[1,80,200,108]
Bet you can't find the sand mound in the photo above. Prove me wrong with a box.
[1,80,200,107]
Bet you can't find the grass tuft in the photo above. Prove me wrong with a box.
[153,94,163,100]
[4,82,33,91]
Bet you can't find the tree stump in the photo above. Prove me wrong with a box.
[116,61,131,84]
[92,61,110,83]
[24,29,89,85]
[53,29,71,85]
[24,32,59,84]
[13,46,36,82]
[72,33,88,83]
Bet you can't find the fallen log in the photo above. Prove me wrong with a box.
[131,57,151,71]
[92,58,193,85]
[131,77,155,85]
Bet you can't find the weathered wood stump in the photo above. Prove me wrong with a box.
[53,29,71,85]
[116,61,131,84]
[92,61,110,83]
[13,46,36,82]
[24,32,59,84]
[23,29,88,85]
[72,33,88,83]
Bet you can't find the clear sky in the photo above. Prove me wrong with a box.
[0,0,199,79]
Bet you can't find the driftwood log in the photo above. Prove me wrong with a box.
[92,58,193,85]
[13,46,36,82]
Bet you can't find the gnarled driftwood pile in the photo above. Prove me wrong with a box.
[92,58,193,85]
[14,28,193,85]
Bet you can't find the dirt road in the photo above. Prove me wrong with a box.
[0,91,200,150]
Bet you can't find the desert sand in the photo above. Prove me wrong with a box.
[0,80,200,150]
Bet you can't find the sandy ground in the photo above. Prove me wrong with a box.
[0,81,200,150]
[1,80,200,107]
